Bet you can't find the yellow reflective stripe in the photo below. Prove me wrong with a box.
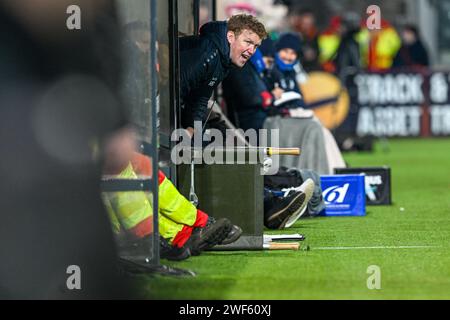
[159,213,184,244]
[356,29,370,67]
[159,176,197,226]
[376,28,401,56]
[102,193,121,234]
[374,56,393,69]
[117,163,137,179]
[356,28,400,69]
[318,34,340,63]
[110,191,152,230]
[107,163,153,231]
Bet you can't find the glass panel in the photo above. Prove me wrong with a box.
[200,0,214,27]
[178,0,195,35]
[102,190,155,262]
[118,0,152,144]
[104,0,157,266]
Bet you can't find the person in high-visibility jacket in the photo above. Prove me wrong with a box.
[356,19,401,71]
[318,16,343,73]
[103,152,242,260]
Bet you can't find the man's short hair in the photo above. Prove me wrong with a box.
[227,14,268,40]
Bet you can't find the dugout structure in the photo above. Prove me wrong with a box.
[99,0,212,275]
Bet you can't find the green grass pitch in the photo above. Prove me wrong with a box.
[139,138,450,299]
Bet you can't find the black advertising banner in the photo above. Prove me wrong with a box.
[428,72,450,136]
[337,69,450,138]
[335,167,392,206]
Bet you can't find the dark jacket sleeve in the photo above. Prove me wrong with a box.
[180,37,217,128]
[415,42,430,66]
[183,84,214,127]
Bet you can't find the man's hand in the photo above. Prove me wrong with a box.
[260,91,273,108]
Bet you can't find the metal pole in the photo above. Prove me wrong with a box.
[150,0,159,265]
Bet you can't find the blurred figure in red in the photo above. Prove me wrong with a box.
[319,12,362,79]
[318,16,343,73]
[357,19,401,71]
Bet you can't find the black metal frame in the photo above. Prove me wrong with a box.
[157,0,180,182]
[212,0,217,21]
[193,0,200,35]
[170,0,181,181]
[149,0,159,264]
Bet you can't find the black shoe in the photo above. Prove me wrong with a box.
[188,217,232,256]
[220,224,243,245]
[159,236,191,261]
[264,190,306,230]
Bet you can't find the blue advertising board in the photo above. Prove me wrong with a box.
[320,174,366,216]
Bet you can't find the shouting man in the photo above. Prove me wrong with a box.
[180,14,267,134]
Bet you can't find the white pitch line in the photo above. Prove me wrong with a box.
[314,246,439,251]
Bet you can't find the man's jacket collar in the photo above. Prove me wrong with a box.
[200,21,232,68]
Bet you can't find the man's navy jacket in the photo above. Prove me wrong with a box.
[179,21,233,128]
[222,61,269,131]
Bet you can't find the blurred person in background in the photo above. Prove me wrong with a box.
[318,16,343,73]
[0,0,133,298]
[318,12,362,79]
[333,12,362,80]
[393,25,429,69]
[267,32,306,109]
[288,7,321,72]
[357,18,401,71]
[260,33,346,175]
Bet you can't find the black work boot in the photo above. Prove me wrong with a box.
[159,236,191,261]
[188,217,232,255]
[197,217,243,245]
[220,224,243,245]
[264,190,306,230]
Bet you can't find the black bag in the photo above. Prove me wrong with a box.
[264,166,304,190]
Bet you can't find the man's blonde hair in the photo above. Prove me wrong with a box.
[227,14,268,40]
